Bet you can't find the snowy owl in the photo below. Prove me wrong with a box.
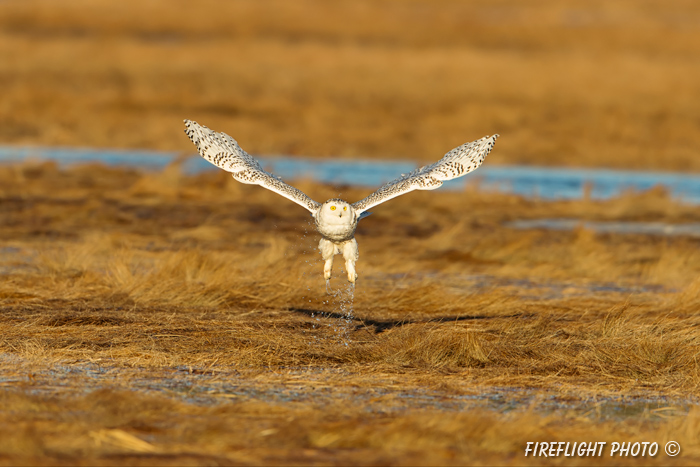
[184,120,498,287]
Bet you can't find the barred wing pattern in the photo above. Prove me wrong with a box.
[184,120,321,213]
[351,135,499,214]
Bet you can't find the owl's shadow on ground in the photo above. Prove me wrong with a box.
[290,308,522,333]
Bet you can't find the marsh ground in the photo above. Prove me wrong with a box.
[1,163,699,465]
[2,0,700,171]
[1,0,700,464]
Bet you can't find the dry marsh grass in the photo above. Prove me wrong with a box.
[1,163,700,463]
[1,0,700,171]
[0,387,699,466]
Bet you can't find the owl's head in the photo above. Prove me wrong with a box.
[318,198,355,225]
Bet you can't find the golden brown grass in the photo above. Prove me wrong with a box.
[1,0,700,170]
[1,163,700,464]
[0,387,699,466]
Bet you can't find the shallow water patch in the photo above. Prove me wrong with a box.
[507,219,700,238]
[1,356,694,422]
[2,145,700,203]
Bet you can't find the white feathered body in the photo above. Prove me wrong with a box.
[314,198,358,242]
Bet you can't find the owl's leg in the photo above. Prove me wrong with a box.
[319,238,336,288]
[342,238,359,284]
[324,257,334,289]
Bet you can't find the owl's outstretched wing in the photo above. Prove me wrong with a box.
[351,135,498,215]
[184,120,321,213]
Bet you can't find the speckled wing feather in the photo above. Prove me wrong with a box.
[351,135,499,214]
[184,120,321,213]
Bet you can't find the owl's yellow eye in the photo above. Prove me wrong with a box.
[330,206,336,211]
[343,206,347,211]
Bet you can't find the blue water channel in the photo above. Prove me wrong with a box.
[2,145,700,204]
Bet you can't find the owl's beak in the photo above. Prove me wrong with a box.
[338,212,343,218]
